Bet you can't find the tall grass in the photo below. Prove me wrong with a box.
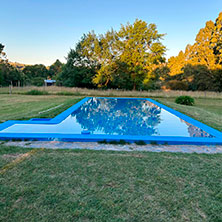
[0,86,222,99]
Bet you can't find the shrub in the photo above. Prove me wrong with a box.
[25,90,49,95]
[175,96,194,106]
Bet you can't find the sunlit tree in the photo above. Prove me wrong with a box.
[81,19,166,89]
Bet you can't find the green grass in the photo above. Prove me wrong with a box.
[0,94,82,122]
[157,98,222,132]
[0,145,222,221]
[0,144,31,168]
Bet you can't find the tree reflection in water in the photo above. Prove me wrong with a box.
[180,120,214,138]
[71,98,161,136]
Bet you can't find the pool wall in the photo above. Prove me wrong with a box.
[0,97,222,145]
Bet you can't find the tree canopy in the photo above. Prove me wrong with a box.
[79,19,166,90]
[166,12,222,91]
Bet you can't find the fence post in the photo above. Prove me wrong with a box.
[9,84,12,94]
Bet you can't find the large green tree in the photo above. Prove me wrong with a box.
[57,47,96,88]
[80,19,166,90]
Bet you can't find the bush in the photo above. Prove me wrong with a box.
[25,90,49,95]
[175,96,194,106]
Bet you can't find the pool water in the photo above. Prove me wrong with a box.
[1,98,213,138]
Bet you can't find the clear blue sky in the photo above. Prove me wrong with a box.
[1,0,221,65]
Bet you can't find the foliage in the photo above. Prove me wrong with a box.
[213,69,222,92]
[0,63,25,86]
[182,64,214,91]
[25,90,49,95]
[166,64,222,92]
[57,48,96,88]
[0,43,7,63]
[80,19,166,90]
[167,12,222,92]
[165,80,188,90]
[23,64,49,79]
[175,96,194,106]
[0,44,25,86]
[48,59,63,78]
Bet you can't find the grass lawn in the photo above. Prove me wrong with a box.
[0,94,82,122]
[0,94,222,221]
[1,145,222,221]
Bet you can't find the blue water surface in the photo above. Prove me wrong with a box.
[1,98,213,137]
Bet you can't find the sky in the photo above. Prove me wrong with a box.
[1,0,222,66]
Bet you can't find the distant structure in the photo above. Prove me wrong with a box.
[44,79,56,86]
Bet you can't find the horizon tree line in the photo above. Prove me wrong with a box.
[1,12,222,91]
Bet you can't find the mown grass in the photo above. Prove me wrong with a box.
[0,145,222,221]
[0,94,82,122]
[0,145,31,168]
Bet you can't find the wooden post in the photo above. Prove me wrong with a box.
[44,80,46,91]
[9,84,12,94]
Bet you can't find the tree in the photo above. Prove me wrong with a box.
[48,59,63,77]
[23,64,49,86]
[191,21,219,70]
[0,63,25,86]
[167,12,222,91]
[81,19,166,89]
[212,12,222,65]
[182,64,213,91]
[0,43,7,63]
[212,69,222,92]
[168,51,186,76]
[57,48,96,88]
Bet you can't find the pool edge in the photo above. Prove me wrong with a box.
[0,97,222,145]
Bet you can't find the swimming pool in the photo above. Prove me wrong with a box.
[0,97,222,145]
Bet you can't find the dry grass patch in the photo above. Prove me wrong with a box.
[1,86,222,99]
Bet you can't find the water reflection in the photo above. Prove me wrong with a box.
[1,98,214,138]
[181,120,214,138]
[71,98,213,138]
[72,98,161,136]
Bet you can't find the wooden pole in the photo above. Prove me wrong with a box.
[9,84,12,94]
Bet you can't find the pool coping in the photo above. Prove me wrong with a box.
[0,97,222,145]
